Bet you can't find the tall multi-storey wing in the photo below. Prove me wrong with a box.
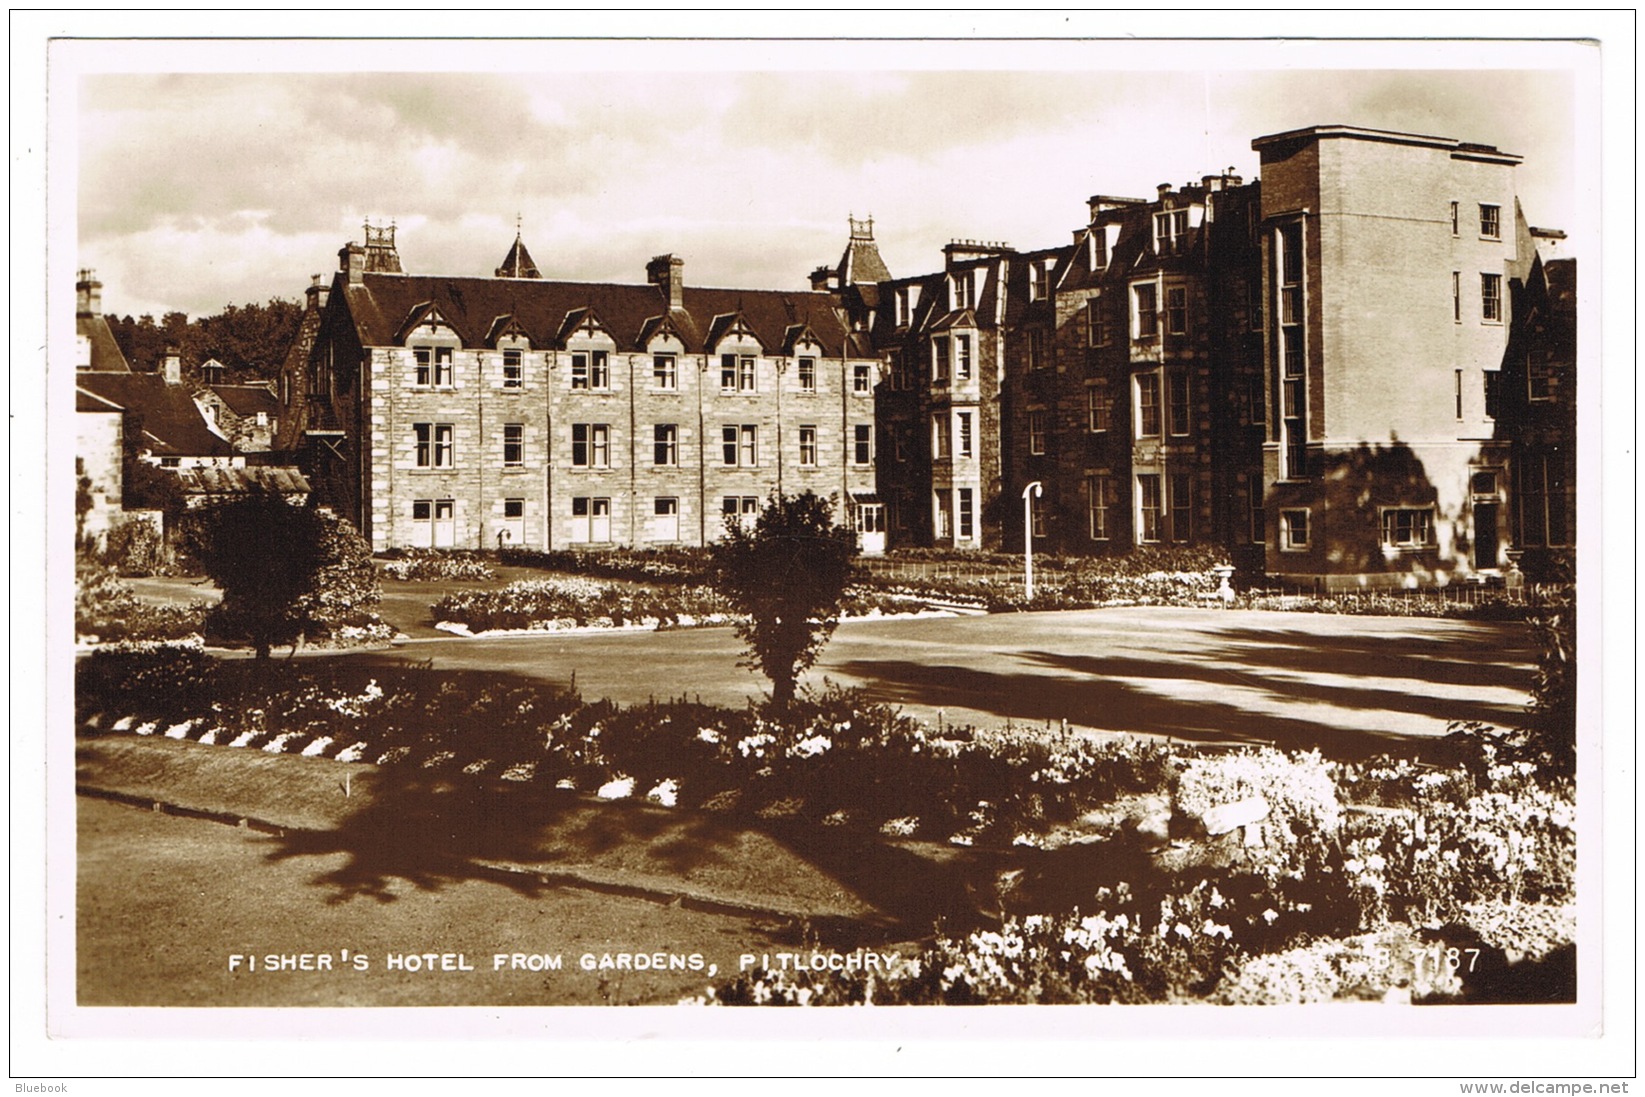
[1252,125,1525,587]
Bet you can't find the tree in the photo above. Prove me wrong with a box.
[193,493,380,659]
[708,491,858,709]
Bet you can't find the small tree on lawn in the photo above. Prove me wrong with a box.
[193,492,379,659]
[708,490,858,709]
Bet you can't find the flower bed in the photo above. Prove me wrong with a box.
[378,550,496,582]
[77,648,1576,1005]
[75,559,209,644]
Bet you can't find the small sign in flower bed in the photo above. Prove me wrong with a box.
[77,646,1575,1005]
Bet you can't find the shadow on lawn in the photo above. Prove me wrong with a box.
[833,620,1533,761]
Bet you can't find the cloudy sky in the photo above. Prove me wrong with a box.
[66,38,1593,321]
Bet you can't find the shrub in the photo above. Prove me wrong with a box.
[1174,748,1342,878]
[102,516,172,577]
[78,642,215,722]
[74,558,208,644]
[432,578,730,632]
[499,546,707,585]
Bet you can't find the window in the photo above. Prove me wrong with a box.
[1167,372,1190,436]
[722,496,759,530]
[1137,474,1162,543]
[1028,410,1046,455]
[653,497,679,542]
[1089,229,1108,270]
[1136,374,1161,437]
[887,349,908,391]
[1527,352,1554,401]
[1088,388,1112,433]
[1248,376,1266,425]
[653,353,677,390]
[1030,493,1046,539]
[1088,474,1115,540]
[1086,296,1108,347]
[1278,221,1307,478]
[503,348,523,389]
[571,423,609,469]
[1518,452,1571,547]
[1248,484,1265,545]
[799,357,817,392]
[1381,508,1433,549]
[852,363,871,393]
[415,346,453,387]
[951,271,974,310]
[1169,473,1192,543]
[1450,201,1460,235]
[933,338,950,383]
[799,425,818,467]
[722,424,758,467]
[503,423,524,467]
[894,289,911,327]
[853,424,872,466]
[414,423,454,468]
[504,498,524,519]
[1153,209,1188,252]
[957,412,973,458]
[500,498,524,547]
[1280,508,1310,551]
[957,487,975,540]
[1028,329,1048,371]
[933,491,951,540]
[931,413,950,460]
[720,354,756,393]
[1166,286,1187,336]
[653,424,677,466]
[570,497,611,544]
[1029,262,1046,301]
[1481,273,1502,323]
[1479,203,1501,239]
[1455,370,1465,420]
[954,335,972,380]
[571,350,609,390]
[1484,369,1502,419]
[1133,284,1158,340]
[1452,272,1461,323]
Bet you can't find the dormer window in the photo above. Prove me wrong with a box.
[1089,229,1108,271]
[894,288,911,327]
[1154,209,1188,253]
[1028,263,1046,301]
[951,271,974,311]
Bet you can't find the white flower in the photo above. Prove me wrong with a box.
[697,728,722,744]
[597,776,636,800]
[647,779,679,807]
[301,736,334,757]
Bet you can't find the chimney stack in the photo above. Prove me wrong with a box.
[647,254,685,310]
[306,273,329,312]
[162,344,182,385]
[76,269,102,317]
[809,265,835,292]
[339,243,366,285]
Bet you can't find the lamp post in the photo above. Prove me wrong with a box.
[1022,481,1043,601]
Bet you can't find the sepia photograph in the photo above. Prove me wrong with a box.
[14,12,1632,1086]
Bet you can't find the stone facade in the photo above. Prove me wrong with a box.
[853,124,1568,589]
[300,234,881,553]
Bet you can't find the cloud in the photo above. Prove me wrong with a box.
[72,66,1581,319]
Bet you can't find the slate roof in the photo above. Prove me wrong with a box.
[77,387,125,414]
[77,313,132,372]
[335,272,863,359]
[74,372,236,458]
[209,383,280,418]
[176,466,311,498]
[496,233,543,279]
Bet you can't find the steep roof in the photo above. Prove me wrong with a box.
[209,383,280,418]
[74,372,235,458]
[836,219,892,285]
[77,313,132,372]
[495,233,543,279]
[334,272,861,358]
